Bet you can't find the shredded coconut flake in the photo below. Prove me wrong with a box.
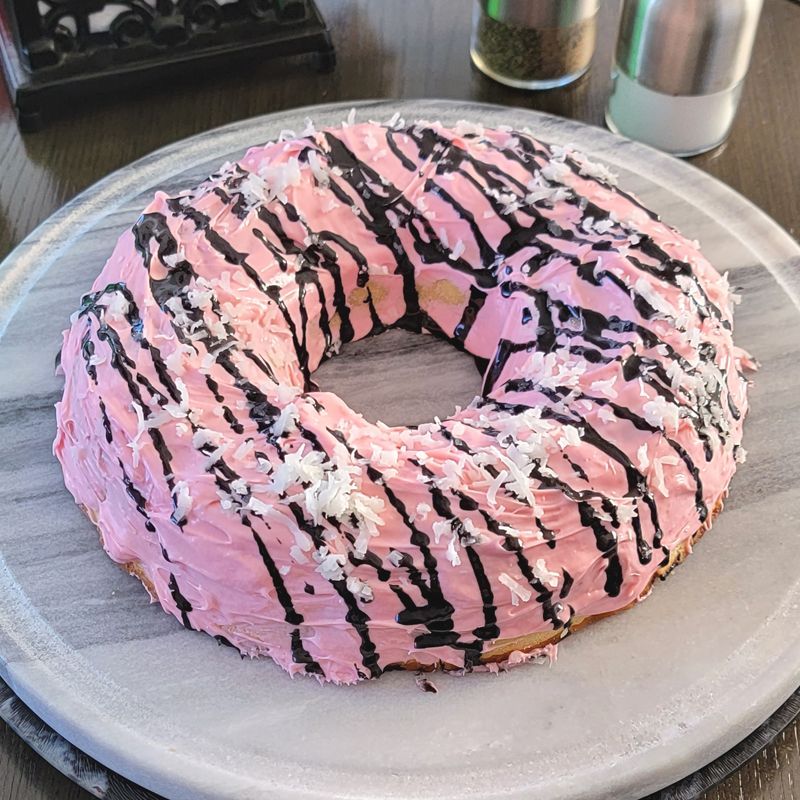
[346,575,374,602]
[590,377,618,399]
[230,478,248,495]
[540,161,571,184]
[289,545,308,564]
[171,480,192,524]
[446,533,462,567]
[313,547,347,581]
[449,238,465,261]
[533,558,560,589]
[415,503,431,521]
[498,572,532,605]
[105,291,130,321]
[204,442,230,470]
[643,396,681,433]
[233,439,254,461]
[637,443,650,471]
[576,155,618,185]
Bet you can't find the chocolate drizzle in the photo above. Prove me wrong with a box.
[168,574,193,630]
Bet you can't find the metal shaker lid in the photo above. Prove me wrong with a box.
[615,0,763,96]
[481,0,599,29]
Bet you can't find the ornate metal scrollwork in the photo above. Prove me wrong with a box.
[13,0,310,65]
[2,0,333,131]
[180,0,223,32]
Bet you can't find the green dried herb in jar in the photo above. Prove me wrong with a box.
[471,0,599,90]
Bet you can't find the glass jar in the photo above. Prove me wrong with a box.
[470,0,599,90]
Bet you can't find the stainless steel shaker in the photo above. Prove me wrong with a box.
[606,0,764,156]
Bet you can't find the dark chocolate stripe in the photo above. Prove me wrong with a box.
[168,574,193,630]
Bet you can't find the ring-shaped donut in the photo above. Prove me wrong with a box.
[55,117,749,683]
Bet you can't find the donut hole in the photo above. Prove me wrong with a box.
[312,328,482,427]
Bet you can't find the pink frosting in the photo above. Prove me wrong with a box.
[54,118,750,683]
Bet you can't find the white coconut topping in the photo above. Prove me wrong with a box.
[597,406,616,424]
[414,503,431,522]
[494,451,536,506]
[272,403,298,437]
[192,428,223,449]
[186,286,214,311]
[454,119,485,138]
[254,157,303,204]
[575,155,618,186]
[346,575,374,602]
[634,277,676,318]
[616,501,639,524]
[230,478,248,496]
[307,149,329,187]
[370,443,398,468]
[594,218,616,235]
[164,346,188,376]
[559,425,582,448]
[540,161,571,184]
[446,533,462,567]
[437,459,462,491]
[451,421,466,437]
[247,496,271,516]
[233,439,255,461]
[590,376,618,399]
[385,112,403,129]
[105,291,130,321]
[428,520,448,544]
[204,442,231,470]
[652,457,669,497]
[313,547,347,581]
[522,350,587,391]
[637,443,650,472]
[486,468,508,507]
[171,480,192,524]
[449,238,465,261]
[533,558,560,589]
[498,523,523,540]
[643,396,681,433]
[498,572,532,606]
[162,247,186,269]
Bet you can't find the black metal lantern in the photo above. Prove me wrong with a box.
[0,0,335,130]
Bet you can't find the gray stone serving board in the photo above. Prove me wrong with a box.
[0,100,798,800]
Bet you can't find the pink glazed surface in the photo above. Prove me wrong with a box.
[54,117,750,683]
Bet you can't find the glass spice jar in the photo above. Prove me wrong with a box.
[470,0,599,90]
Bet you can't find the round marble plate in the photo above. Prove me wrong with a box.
[0,100,798,800]
[3,677,800,800]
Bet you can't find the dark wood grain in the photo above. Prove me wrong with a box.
[0,1,798,798]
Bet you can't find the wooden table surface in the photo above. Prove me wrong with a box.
[0,0,798,798]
